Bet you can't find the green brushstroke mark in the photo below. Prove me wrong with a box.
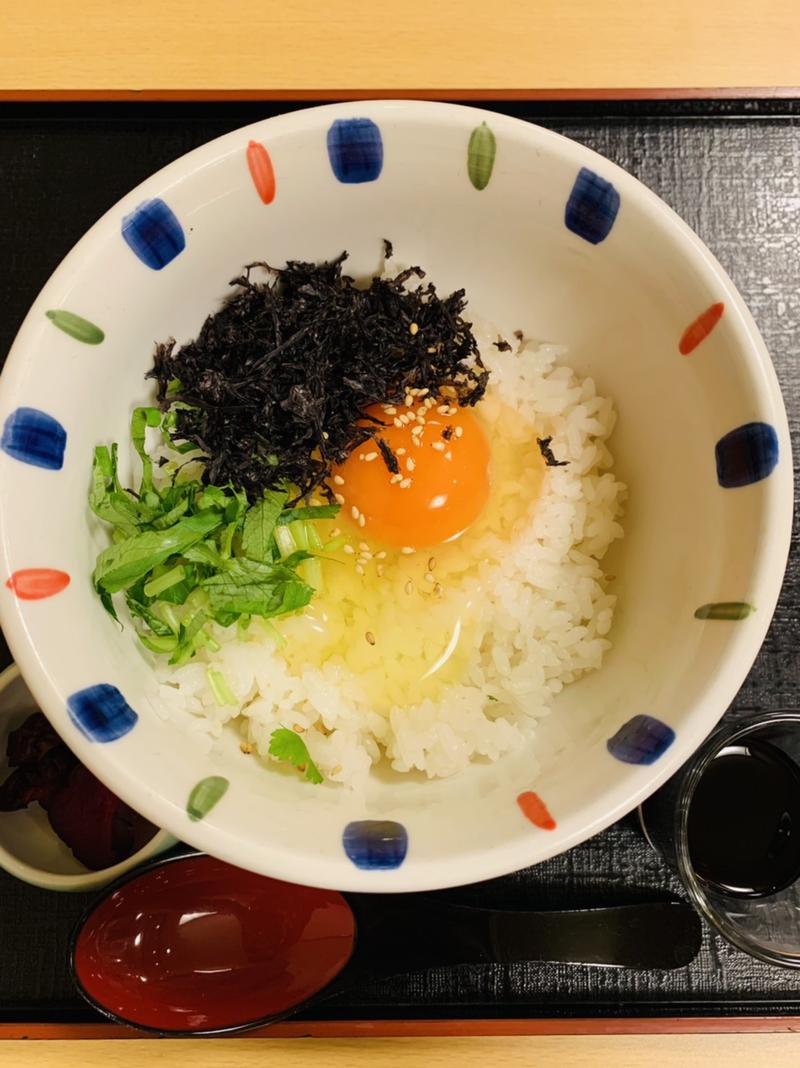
[46,309,105,345]
[467,122,496,191]
[187,775,229,821]
[694,602,755,620]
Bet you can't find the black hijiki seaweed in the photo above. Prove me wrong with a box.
[148,251,489,502]
[537,436,569,467]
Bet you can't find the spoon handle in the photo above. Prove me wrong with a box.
[347,898,701,973]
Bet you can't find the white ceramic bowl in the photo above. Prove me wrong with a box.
[0,101,791,892]
[0,664,175,891]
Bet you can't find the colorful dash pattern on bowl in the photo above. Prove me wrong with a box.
[0,114,786,878]
[67,685,138,743]
[343,820,408,869]
[1,407,67,470]
[715,421,779,489]
[45,310,105,345]
[607,715,676,766]
[327,119,383,184]
[122,199,186,271]
[187,776,230,821]
[6,568,70,600]
[565,167,621,244]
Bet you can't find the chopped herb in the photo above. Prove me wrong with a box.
[147,251,489,501]
[493,337,512,352]
[268,727,324,784]
[89,409,337,661]
[383,237,393,259]
[441,425,454,441]
[537,436,568,468]
[376,436,400,474]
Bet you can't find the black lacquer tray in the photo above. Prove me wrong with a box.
[1,98,798,1033]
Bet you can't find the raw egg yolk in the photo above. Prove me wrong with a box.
[331,401,491,549]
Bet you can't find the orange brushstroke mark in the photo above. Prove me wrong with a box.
[6,568,70,600]
[517,791,556,831]
[679,302,725,355]
[246,140,276,205]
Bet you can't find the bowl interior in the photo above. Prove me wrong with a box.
[0,102,791,890]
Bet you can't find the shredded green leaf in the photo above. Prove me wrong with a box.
[268,728,324,784]
[89,409,338,663]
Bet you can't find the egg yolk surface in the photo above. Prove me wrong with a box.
[330,400,491,549]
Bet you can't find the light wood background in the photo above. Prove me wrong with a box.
[1,0,799,96]
[3,1035,800,1067]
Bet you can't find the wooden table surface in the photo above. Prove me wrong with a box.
[0,0,799,98]
[2,1035,800,1067]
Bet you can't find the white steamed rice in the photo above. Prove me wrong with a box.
[152,328,625,786]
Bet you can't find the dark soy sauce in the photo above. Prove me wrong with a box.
[687,740,800,898]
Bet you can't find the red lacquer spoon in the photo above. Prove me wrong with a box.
[71,853,701,1035]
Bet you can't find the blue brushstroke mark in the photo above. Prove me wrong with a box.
[67,684,138,743]
[121,198,186,270]
[565,167,620,244]
[343,820,408,870]
[327,119,383,184]
[607,715,676,765]
[715,421,779,488]
[1,407,66,470]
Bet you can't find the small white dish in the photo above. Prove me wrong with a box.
[0,663,175,892]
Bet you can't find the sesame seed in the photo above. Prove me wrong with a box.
[400,478,413,489]
[396,447,407,456]
[434,582,444,597]
[335,493,345,505]
[427,346,437,353]
[359,551,372,563]
[405,579,414,594]
[355,564,365,575]
[401,546,415,554]
[417,405,428,417]
[376,564,385,577]
[293,723,305,733]
[425,572,436,584]
[406,457,416,472]
[333,474,345,485]
[344,544,355,554]
[358,453,365,461]
[240,742,253,755]
[405,396,414,408]
[364,451,378,462]
[384,406,397,415]
[351,505,360,520]
[358,514,366,528]
[359,541,369,551]
[375,551,387,559]
[412,436,422,448]
[411,425,424,437]
[437,404,449,414]
[322,431,329,440]
[331,764,342,776]
[455,426,464,438]
[330,527,341,537]
[409,323,419,335]
[418,388,429,397]
[425,397,435,409]
[365,630,376,645]
[416,415,426,426]
[432,441,446,452]
[445,450,453,461]
[428,556,436,571]
[447,406,458,416]
[394,417,403,428]
[400,413,412,425]
[390,473,404,484]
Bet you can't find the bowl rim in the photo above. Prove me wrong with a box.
[0,99,793,892]
[0,663,176,892]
